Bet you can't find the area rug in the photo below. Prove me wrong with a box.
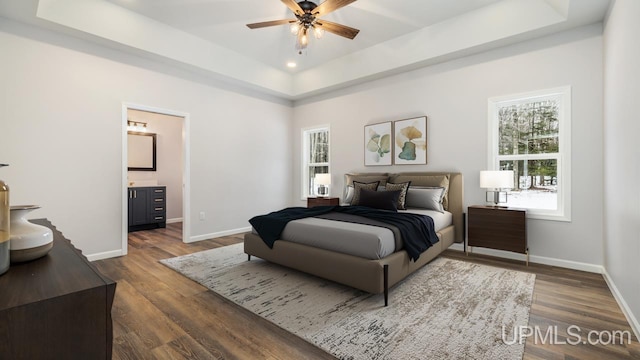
[160,243,535,360]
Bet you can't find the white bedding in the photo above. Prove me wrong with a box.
[279,209,453,260]
[399,208,453,232]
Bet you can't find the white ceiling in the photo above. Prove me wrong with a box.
[104,0,502,73]
[0,0,611,100]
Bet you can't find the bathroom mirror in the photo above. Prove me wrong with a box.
[128,132,157,171]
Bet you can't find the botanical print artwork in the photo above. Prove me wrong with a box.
[394,117,427,164]
[364,122,392,166]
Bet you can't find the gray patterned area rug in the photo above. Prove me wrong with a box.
[160,243,535,360]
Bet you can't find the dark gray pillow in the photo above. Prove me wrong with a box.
[351,181,380,205]
[358,189,401,211]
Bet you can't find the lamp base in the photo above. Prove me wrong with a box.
[485,191,508,206]
[317,185,328,197]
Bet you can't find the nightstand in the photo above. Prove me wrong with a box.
[467,205,528,265]
[307,197,340,208]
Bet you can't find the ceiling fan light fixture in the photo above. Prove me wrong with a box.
[246,0,360,53]
[297,27,309,49]
[313,25,324,39]
[290,22,300,35]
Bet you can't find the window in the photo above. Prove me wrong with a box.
[488,86,571,221]
[302,126,330,198]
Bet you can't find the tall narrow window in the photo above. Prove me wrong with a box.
[488,86,571,221]
[302,126,330,198]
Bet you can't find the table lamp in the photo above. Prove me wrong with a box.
[480,170,514,206]
[315,173,331,197]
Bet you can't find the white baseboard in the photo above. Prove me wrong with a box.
[602,269,640,341]
[167,217,183,224]
[447,243,604,273]
[86,249,124,262]
[188,226,251,243]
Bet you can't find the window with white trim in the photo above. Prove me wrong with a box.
[302,126,329,198]
[488,86,571,221]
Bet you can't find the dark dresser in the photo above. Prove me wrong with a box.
[0,219,116,359]
[128,185,167,232]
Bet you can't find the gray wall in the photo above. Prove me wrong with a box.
[603,0,640,335]
[0,18,293,257]
[292,24,604,268]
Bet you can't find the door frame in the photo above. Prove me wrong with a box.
[121,103,191,255]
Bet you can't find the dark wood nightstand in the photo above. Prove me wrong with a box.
[307,197,340,208]
[467,205,528,265]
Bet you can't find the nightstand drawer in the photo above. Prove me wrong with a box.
[468,206,527,255]
[307,197,340,208]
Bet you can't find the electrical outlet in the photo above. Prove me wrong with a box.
[199,211,205,221]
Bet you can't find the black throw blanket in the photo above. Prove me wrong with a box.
[249,206,439,261]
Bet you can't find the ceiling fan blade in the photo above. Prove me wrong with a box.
[281,0,305,15]
[313,0,357,17]
[246,19,297,29]
[315,19,359,39]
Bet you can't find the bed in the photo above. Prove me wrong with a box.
[244,172,464,306]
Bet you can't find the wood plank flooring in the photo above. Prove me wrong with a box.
[94,223,640,359]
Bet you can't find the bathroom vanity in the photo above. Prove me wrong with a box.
[128,185,166,232]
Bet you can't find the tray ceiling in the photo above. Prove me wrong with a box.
[0,0,610,100]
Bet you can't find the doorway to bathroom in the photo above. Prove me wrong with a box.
[121,103,190,256]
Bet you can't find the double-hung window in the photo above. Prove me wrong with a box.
[488,86,571,221]
[302,126,330,198]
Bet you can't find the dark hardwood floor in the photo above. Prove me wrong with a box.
[94,223,640,359]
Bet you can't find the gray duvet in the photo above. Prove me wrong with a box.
[279,209,452,260]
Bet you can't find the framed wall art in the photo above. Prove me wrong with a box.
[364,121,392,166]
[393,116,427,165]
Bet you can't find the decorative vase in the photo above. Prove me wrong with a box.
[9,205,53,263]
[0,164,9,275]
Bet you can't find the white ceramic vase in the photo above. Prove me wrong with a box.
[9,205,53,263]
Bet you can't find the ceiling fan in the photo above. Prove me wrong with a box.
[246,0,360,53]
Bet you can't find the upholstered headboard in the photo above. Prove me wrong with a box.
[343,172,464,243]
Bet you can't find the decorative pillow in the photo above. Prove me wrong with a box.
[344,173,389,201]
[383,181,411,210]
[358,189,401,211]
[345,184,388,205]
[389,174,450,210]
[405,187,446,213]
[344,173,389,187]
[350,181,380,205]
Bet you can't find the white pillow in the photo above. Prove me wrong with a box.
[405,187,446,213]
[344,185,355,204]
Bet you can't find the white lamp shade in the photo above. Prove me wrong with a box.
[315,173,331,186]
[480,170,514,189]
